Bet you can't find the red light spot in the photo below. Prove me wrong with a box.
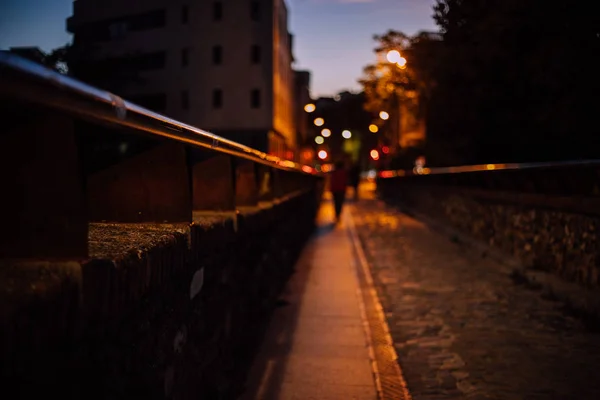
[382,146,390,154]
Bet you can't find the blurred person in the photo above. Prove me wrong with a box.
[349,162,361,200]
[329,160,348,223]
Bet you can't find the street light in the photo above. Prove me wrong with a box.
[379,111,389,120]
[321,128,331,137]
[386,50,401,64]
[369,124,379,133]
[397,57,407,68]
[342,130,352,139]
[314,117,324,126]
[315,136,324,144]
[317,150,328,160]
[304,103,316,113]
[370,149,380,161]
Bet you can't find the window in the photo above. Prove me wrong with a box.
[182,5,189,24]
[181,91,189,110]
[182,48,189,66]
[212,45,222,65]
[251,45,261,64]
[251,89,260,108]
[250,2,260,21]
[213,89,223,108]
[213,2,223,21]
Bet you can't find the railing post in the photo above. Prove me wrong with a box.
[0,111,88,258]
[256,164,275,203]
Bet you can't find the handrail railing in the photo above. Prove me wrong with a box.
[377,156,600,216]
[378,159,600,178]
[0,52,325,260]
[0,52,318,175]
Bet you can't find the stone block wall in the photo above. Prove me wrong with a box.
[378,180,600,289]
[0,190,319,400]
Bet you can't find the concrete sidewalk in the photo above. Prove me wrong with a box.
[240,198,377,400]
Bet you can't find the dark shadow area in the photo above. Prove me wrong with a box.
[237,242,317,400]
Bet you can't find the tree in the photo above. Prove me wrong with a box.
[431,0,600,164]
[359,30,416,115]
[359,30,442,165]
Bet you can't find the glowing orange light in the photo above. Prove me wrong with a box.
[379,170,395,178]
[279,160,296,168]
[369,124,379,133]
[382,146,390,154]
[370,149,380,161]
[304,103,316,113]
[302,165,313,173]
[317,150,328,160]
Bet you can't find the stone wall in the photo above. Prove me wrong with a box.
[378,181,600,290]
[0,190,319,399]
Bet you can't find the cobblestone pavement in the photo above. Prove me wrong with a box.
[351,196,600,400]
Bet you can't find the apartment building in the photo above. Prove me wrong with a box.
[293,70,311,147]
[67,0,297,156]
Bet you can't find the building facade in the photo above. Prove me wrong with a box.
[293,70,311,146]
[67,0,298,156]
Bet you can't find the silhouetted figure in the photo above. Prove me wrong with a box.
[349,163,361,200]
[329,160,348,223]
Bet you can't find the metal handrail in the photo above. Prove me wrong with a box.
[378,159,600,178]
[0,52,318,175]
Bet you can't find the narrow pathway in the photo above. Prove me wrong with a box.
[240,198,378,400]
[351,188,600,400]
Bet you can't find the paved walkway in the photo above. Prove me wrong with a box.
[352,186,600,400]
[240,196,378,400]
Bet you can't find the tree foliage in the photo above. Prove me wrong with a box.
[359,30,421,116]
[429,0,600,165]
[364,2,600,166]
[359,30,442,165]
